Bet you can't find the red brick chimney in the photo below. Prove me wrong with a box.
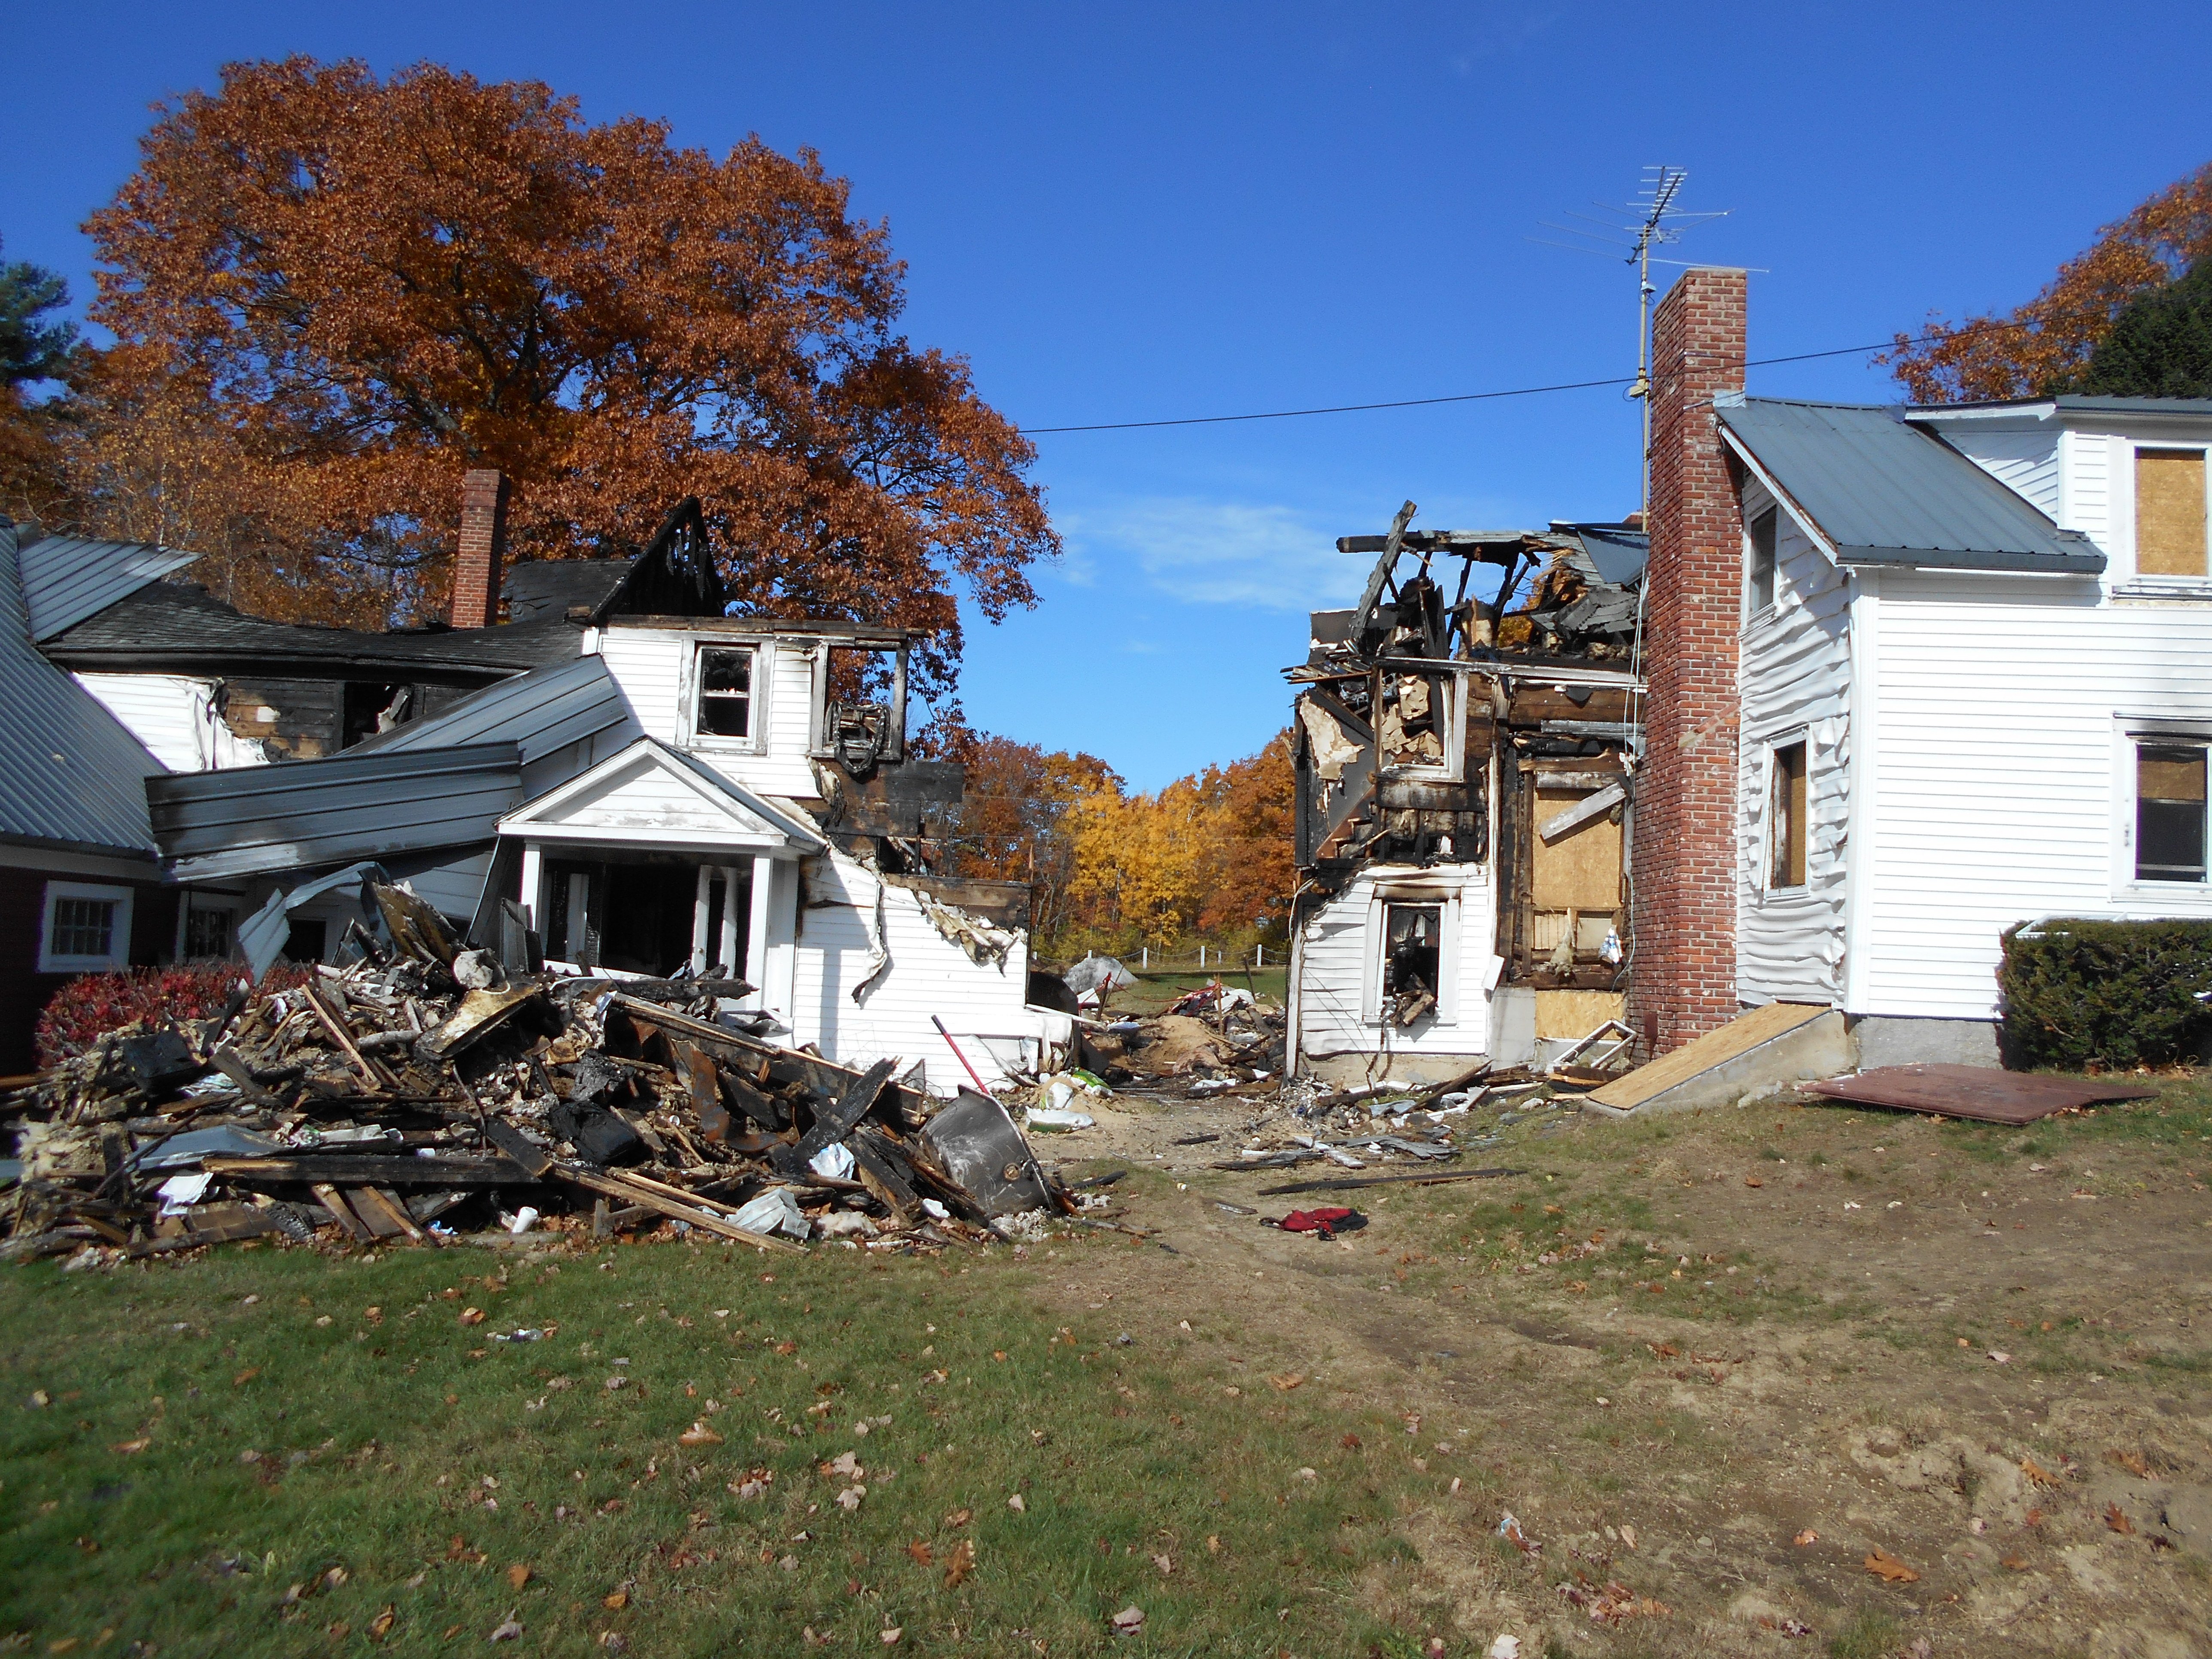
[1625,268,1747,1057]
[451,469,508,629]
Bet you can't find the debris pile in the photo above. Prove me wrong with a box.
[1,880,1077,1266]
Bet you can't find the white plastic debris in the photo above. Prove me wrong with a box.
[732,1186,811,1240]
[808,1142,857,1181]
[505,1206,540,1235]
[815,1211,878,1239]
[156,1172,213,1214]
[921,1198,951,1221]
[1025,1108,1095,1132]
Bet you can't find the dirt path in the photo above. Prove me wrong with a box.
[1026,1088,2212,1657]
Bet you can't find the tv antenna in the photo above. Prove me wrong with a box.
[1531,166,1731,520]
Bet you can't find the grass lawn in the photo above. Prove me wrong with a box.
[1,1234,1448,1658]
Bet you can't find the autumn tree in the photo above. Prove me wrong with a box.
[1885,164,2212,402]
[936,733,1122,943]
[81,57,1056,702]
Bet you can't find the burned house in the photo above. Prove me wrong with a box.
[1285,507,1645,1083]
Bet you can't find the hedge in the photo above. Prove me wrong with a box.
[1997,917,2212,1071]
[34,963,307,1068]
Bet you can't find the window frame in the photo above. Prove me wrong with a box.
[38,881,134,973]
[2109,718,2212,904]
[1763,735,1809,894]
[1373,668,1468,784]
[684,641,764,753]
[180,901,240,962]
[1746,504,1780,619]
[2128,441,2211,585]
[1358,880,1463,1027]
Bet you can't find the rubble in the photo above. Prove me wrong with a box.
[0,879,1091,1267]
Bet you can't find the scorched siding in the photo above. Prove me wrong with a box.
[1862,571,2212,1021]
[1736,486,1852,1006]
[1293,866,1492,1060]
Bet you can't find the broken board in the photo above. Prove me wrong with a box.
[1586,1001,1847,1115]
[1799,1064,2158,1126]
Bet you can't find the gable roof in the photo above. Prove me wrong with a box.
[17,533,199,642]
[0,526,168,857]
[349,653,635,766]
[500,737,825,853]
[43,579,578,678]
[1715,397,2106,575]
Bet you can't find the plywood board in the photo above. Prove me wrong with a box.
[1534,989,1624,1040]
[1531,789,1622,910]
[2138,449,2207,577]
[1800,1064,2157,1125]
[1589,1000,1831,1110]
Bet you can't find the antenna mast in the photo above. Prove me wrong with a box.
[1625,166,1686,524]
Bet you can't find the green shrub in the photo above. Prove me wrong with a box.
[1998,918,2212,1070]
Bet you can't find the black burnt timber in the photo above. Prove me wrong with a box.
[201,1154,536,1185]
[772,1058,896,1177]
[610,994,929,1124]
[1336,531,1529,557]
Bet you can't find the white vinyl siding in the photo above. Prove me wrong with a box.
[788,851,1031,1091]
[1945,427,2061,521]
[589,629,823,800]
[74,672,263,773]
[2065,428,2114,557]
[1860,568,2212,1021]
[1735,480,1852,1006]
[1293,865,1492,1060]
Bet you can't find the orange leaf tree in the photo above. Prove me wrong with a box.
[82,56,1056,704]
[1884,164,2212,402]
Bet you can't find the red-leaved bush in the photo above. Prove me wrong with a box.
[35,964,310,1066]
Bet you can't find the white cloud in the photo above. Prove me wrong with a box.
[1061,497,1361,613]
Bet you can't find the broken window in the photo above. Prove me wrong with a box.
[283,918,326,963]
[2136,742,2207,882]
[812,644,906,772]
[184,905,235,960]
[2136,449,2208,578]
[1377,671,1458,779]
[341,682,409,750]
[694,646,755,740]
[1768,739,1807,890]
[1382,901,1442,1026]
[1747,506,1778,614]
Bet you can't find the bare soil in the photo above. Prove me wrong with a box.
[1030,1084,2212,1657]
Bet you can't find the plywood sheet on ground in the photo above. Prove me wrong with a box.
[1800,1064,2157,1125]
[1589,1000,1830,1110]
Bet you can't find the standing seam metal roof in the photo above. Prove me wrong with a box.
[347,653,635,765]
[0,526,167,856]
[1715,398,2105,574]
[16,534,199,642]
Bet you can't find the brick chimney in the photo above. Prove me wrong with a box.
[450,468,508,629]
[1625,268,1747,1057]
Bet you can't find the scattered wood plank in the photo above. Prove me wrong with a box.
[553,1165,802,1255]
[310,1183,376,1243]
[1256,1167,1527,1196]
[773,1058,895,1177]
[204,1154,535,1186]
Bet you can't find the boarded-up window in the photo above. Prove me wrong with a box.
[1769,740,1808,889]
[2136,449,2207,577]
[1531,789,1623,910]
[1747,506,1778,613]
[2137,743,2207,883]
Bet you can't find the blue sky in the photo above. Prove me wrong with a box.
[5,2,2207,788]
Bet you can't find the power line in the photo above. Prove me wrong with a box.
[1016,315,2048,435]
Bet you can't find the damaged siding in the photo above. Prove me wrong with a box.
[790,852,1030,1088]
[1294,867,1493,1060]
[1736,483,1851,1005]
[1859,570,2212,1021]
[74,673,266,773]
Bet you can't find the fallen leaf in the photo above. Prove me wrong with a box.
[1109,1605,1145,1635]
[2021,1457,2057,1489]
[233,1368,259,1387]
[1864,1548,1919,1583]
[1006,1493,1026,1513]
[1206,1534,1220,1554]
[369,1607,396,1640]
[942,1537,975,1589]
[489,1617,523,1642]
[678,1422,723,1448]
[1618,1524,1636,1551]
[1744,1176,1764,1188]
[944,1508,972,1529]
[822,1451,863,1480]
[1152,1552,1173,1576]
[2110,1449,2151,1477]
[905,1540,933,1567]
[507,1565,532,1590]
[1793,1529,1818,1547]
[2001,1555,2028,1571]
[2106,1503,2134,1535]
[1267,1373,1304,1392]
[836,1486,866,1510]
[879,1630,902,1647]
[1987,1351,2011,1364]
[112,1438,151,1455]
[460,1308,486,1327]
[1340,1433,1362,1449]
[602,1591,628,1610]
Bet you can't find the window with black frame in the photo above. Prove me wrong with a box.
[2136,742,2208,882]
[695,646,754,739]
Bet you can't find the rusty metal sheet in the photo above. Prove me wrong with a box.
[1801,1064,2158,1125]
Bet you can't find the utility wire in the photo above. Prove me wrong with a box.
[1016,314,2048,435]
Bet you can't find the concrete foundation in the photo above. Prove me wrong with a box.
[1298,1051,1489,1089]
[1847,1015,2001,1068]
[1585,1005,1855,1117]
[1490,987,1537,1069]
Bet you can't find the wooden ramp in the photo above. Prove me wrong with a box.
[1588,1002,1843,1115]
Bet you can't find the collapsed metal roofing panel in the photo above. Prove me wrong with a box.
[148,741,522,881]
[348,653,634,765]
[1716,397,2106,574]
[0,526,167,856]
[16,533,199,642]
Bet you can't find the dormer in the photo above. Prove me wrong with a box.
[1909,397,2212,596]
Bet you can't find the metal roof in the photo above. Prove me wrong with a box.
[44,581,577,678]
[17,533,198,642]
[1561,523,1649,588]
[1716,398,2106,574]
[349,653,634,766]
[0,526,167,857]
[148,741,521,882]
